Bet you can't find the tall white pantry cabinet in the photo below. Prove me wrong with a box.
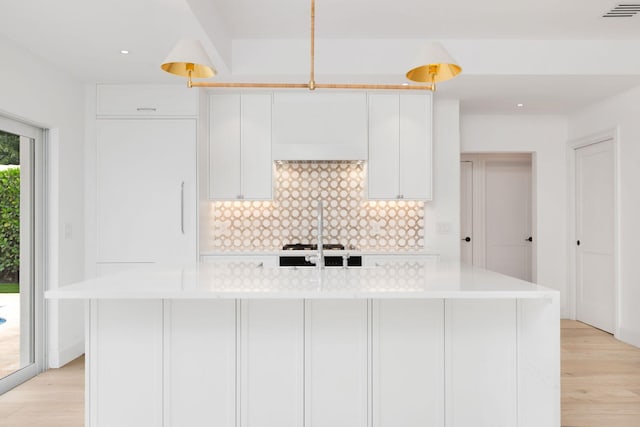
[93,85,198,275]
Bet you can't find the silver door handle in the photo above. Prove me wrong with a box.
[180,182,185,234]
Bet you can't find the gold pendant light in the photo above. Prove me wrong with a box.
[161,0,461,91]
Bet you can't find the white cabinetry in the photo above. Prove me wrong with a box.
[372,300,444,427]
[165,300,236,427]
[95,119,196,266]
[368,93,432,200]
[209,93,273,200]
[445,300,517,427]
[92,300,163,427]
[305,300,368,427]
[240,300,304,427]
[85,296,559,427]
[200,255,277,267]
[363,254,439,267]
[96,84,197,116]
[272,92,368,160]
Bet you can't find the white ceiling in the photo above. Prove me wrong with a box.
[2,0,640,114]
[210,0,640,39]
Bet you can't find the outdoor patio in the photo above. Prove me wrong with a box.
[0,293,21,379]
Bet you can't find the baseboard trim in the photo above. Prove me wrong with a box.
[616,327,640,349]
[48,339,85,368]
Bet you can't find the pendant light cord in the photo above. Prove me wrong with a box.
[309,0,316,90]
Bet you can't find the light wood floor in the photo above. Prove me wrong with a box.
[0,320,638,426]
[561,320,640,427]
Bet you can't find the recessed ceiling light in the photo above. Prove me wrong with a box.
[517,103,524,107]
[120,50,129,55]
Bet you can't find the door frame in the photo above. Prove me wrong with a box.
[460,153,536,282]
[0,115,46,393]
[566,128,620,335]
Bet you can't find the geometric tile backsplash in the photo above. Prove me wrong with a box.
[204,161,425,252]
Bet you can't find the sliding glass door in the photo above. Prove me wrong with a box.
[0,116,44,393]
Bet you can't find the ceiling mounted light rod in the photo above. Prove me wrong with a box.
[309,0,316,90]
[161,0,461,91]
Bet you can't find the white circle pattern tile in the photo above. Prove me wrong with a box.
[207,162,424,252]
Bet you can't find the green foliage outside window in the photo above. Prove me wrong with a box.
[0,167,20,282]
[0,132,20,165]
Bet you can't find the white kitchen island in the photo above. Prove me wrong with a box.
[46,260,560,427]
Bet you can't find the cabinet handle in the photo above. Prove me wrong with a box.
[180,182,185,234]
[136,107,157,112]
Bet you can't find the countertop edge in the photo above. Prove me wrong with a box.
[46,290,560,300]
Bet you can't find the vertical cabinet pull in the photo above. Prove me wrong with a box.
[180,182,185,234]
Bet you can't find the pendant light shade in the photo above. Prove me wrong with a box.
[405,42,461,84]
[161,38,217,78]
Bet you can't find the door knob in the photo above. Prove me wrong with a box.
[525,236,533,242]
[461,236,471,242]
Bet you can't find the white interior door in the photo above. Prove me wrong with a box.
[460,161,473,263]
[484,158,532,281]
[575,140,615,333]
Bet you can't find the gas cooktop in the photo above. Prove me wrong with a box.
[282,243,345,251]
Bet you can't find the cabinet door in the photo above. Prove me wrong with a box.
[241,94,273,199]
[165,300,236,427]
[305,300,368,427]
[200,255,277,267]
[210,94,242,199]
[367,93,432,201]
[272,92,368,160]
[92,300,163,427]
[368,94,400,199]
[240,300,304,427]
[96,84,197,117]
[96,119,196,263]
[399,94,432,200]
[373,300,444,427]
[445,300,517,427]
[363,254,440,267]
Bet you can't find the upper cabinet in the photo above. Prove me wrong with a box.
[209,93,273,200]
[97,85,197,117]
[206,91,432,200]
[272,92,367,161]
[367,93,432,201]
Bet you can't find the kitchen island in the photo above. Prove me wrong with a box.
[46,260,560,427]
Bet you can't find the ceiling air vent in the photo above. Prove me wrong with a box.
[603,4,640,17]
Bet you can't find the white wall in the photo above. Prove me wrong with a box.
[0,34,85,368]
[460,115,569,316]
[568,86,640,347]
[425,99,461,260]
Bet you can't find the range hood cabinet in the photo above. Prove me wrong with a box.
[271,92,368,161]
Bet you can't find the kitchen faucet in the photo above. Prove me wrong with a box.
[305,200,325,269]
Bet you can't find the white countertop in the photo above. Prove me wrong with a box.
[46,260,558,300]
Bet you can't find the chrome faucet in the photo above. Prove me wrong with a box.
[305,200,325,269]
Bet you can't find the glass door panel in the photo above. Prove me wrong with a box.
[0,117,41,393]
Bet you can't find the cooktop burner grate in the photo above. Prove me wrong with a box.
[282,243,345,251]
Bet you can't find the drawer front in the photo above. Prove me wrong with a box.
[96,84,197,116]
